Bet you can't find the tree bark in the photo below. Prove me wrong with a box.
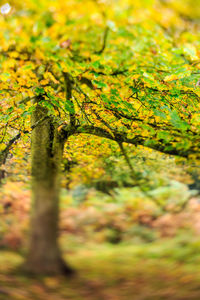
[25,101,73,275]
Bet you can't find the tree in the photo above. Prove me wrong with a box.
[1,0,200,274]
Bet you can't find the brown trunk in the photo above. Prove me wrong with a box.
[25,102,73,275]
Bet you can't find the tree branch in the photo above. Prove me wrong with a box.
[63,72,76,126]
[74,125,199,158]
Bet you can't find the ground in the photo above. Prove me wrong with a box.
[1,242,200,300]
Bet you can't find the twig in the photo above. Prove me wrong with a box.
[118,141,134,173]
[95,26,109,55]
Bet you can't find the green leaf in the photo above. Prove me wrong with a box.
[35,87,45,95]
[153,109,166,119]
[170,111,189,131]
[157,131,171,142]
[65,100,75,114]
[93,80,107,88]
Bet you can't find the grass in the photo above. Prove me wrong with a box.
[1,239,200,300]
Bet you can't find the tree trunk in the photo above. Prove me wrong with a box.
[25,102,73,275]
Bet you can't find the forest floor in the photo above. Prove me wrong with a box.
[1,240,200,300]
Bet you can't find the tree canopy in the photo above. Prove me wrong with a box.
[1,0,200,164]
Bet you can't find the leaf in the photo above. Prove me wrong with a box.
[35,87,45,95]
[153,109,166,119]
[157,131,171,142]
[0,73,10,82]
[170,111,189,131]
[93,80,107,88]
[65,100,75,114]
[164,74,178,82]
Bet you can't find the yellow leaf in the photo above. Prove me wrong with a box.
[164,74,178,82]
